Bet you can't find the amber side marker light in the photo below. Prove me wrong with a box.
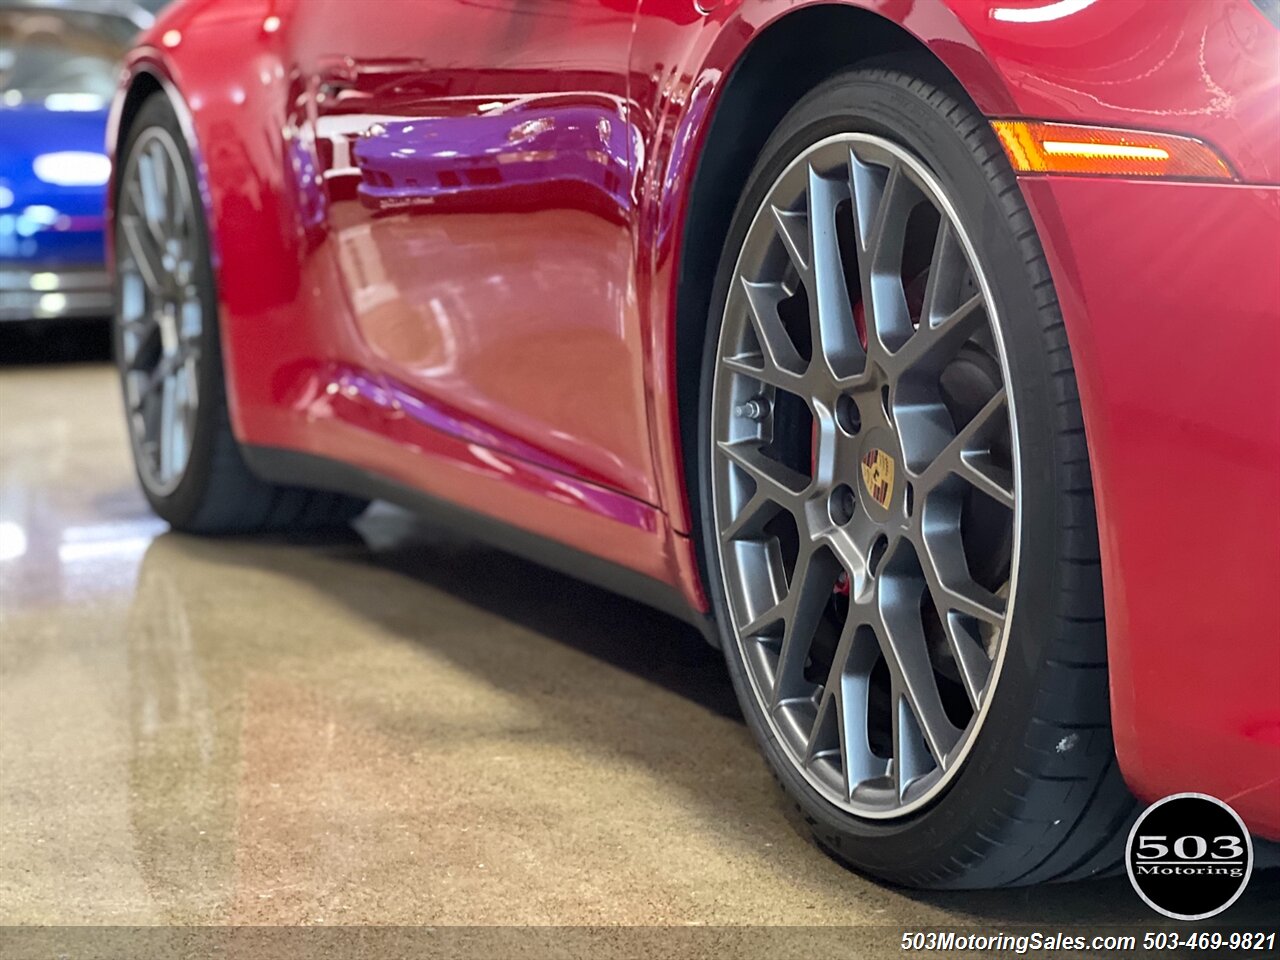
[991,120,1236,180]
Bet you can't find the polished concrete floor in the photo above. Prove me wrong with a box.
[2,348,1276,944]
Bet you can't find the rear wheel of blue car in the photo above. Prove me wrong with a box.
[698,67,1136,888]
[113,94,366,533]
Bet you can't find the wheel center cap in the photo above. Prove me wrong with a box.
[855,427,900,521]
[860,446,895,511]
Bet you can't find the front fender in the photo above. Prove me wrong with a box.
[108,0,321,448]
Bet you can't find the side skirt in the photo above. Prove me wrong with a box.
[241,444,717,643]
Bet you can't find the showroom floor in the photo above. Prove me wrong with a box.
[2,349,1276,942]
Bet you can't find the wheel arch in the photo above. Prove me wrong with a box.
[106,13,308,453]
[662,1,1002,555]
[107,55,220,272]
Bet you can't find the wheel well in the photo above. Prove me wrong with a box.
[674,5,961,539]
[112,71,163,193]
[117,71,163,149]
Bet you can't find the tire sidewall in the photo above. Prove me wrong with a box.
[698,71,1066,882]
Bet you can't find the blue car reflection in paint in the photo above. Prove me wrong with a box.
[0,2,151,321]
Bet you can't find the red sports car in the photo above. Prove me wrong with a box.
[105,0,1280,888]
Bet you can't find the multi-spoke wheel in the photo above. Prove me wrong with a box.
[117,126,203,496]
[113,95,367,532]
[712,129,1016,818]
[698,69,1134,888]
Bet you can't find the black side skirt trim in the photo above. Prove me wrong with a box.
[241,444,717,642]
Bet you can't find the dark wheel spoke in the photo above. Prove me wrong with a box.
[915,388,1013,506]
[824,520,873,596]
[805,165,861,377]
[943,612,994,709]
[850,150,895,255]
[712,132,1020,819]
[933,576,1005,626]
[136,150,168,247]
[771,204,810,276]
[121,214,167,295]
[863,162,905,263]
[919,220,971,326]
[720,486,782,543]
[892,691,935,798]
[724,278,807,390]
[803,684,839,764]
[771,544,836,705]
[808,619,885,796]
[838,668,888,793]
[179,298,202,346]
[890,291,985,378]
[144,351,183,401]
[716,438,809,502]
[739,595,787,639]
[850,151,917,357]
[181,353,200,411]
[959,449,1015,509]
[154,142,182,240]
[878,580,961,767]
[916,525,1007,626]
[121,318,161,372]
[158,373,178,482]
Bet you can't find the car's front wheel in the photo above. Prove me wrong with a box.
[698,67,1135,888]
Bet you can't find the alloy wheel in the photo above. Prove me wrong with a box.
[710,133,1022,818]
[116,127,203,497]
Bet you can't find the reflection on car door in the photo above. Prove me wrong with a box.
[299,0,654,503]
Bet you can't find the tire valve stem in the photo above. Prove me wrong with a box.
[734,397,769,421]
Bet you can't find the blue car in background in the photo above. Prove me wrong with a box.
[0,1,152,323]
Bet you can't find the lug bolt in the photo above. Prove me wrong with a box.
[829,483,856,525]
[734,397,769,421]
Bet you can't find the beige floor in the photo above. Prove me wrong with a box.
[1,361,1275,947]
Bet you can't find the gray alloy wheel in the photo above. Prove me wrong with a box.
[116,126,204,498]
[709,133,1020,819]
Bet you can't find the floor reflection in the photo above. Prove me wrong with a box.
[2,363,1276,931]
[120,514,1280,926]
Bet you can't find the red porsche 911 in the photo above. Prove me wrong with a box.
[105,0,1280,889]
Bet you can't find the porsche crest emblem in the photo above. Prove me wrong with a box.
[860,448,895,510]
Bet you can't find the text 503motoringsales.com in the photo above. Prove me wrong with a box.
[900,931,1135,953]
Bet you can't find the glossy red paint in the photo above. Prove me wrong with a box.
[108,0,1280,836]
[1022,175,1280,836]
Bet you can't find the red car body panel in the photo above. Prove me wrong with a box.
[1024,175,1280,835]
[107,0,1280,836]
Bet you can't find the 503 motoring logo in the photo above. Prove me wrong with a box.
[1126,793,1254,921]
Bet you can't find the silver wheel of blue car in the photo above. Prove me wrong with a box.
[709,131,1021,819]
[115,126,203,497]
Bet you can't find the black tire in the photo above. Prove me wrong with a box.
[696,67,1136,888]
[113,95,367,534]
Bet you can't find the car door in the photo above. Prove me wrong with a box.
[294,0,654,503]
